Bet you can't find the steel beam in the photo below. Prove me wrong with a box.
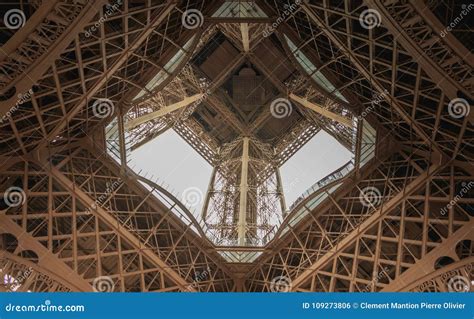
[383,219,474,291]
[0,215,91,291]
[238,137,250,246]
[48,166,195,291]
[125,93,204,130]
[290,93,353,128]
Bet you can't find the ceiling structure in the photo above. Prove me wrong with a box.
[0,0,472,293]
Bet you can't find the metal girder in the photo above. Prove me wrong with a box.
[0,0,107,116]
[366,0,473,101]
[48,166,196,291]
[238,137,250,245]
[1,251,71,292]
[383,219,474,291]
[40,2,177,148]
[125,94,205,130]
[1,1,472,293]
[289,94,353,128]
[0,215,91,291]
[240,23,250,53]
[290,162,441,289]
[404,257,474,292]
[301,3,441,156]
[68,144,234,291]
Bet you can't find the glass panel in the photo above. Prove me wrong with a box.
[284,35,348,103]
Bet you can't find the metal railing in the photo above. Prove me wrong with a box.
[288,160,354,212]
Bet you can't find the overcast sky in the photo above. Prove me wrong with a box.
[129,129,352,218]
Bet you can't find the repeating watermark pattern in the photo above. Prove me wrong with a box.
[262,1,302,37]
[440,181,473,215]
[4,186,26,207]
[188,88,212,113]
[5,267,33,292]
[92,276,115,292]
[0,89,34,124]
[359,9,381,30]
[92,98,115,118]
[447,275,470,292]
[182,186,203,207]
[182,9,204,30]
[358,89,389,120]
[85,180,122,215]
[440,4,473,37]
[447,98,470,119]
[84,0,122,38]
[360,266,389,292]
[270,275,292,292]
[3,9,26,30]
[359,186,382,207]
[270,98,292,118]
[185,267,211,291]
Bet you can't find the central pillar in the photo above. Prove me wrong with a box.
[275,167,287,219]
[238,137,250,245]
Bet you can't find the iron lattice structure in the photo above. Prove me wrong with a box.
[0,0,472,292]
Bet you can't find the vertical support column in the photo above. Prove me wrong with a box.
[275,167,287,219]
[241,23,250,53]
[354,118,363,177]
[238,137,250,245]
[117,110,127,172]
[201,166,218,221]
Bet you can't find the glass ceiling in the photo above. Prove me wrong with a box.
[133,35,196,101]
[284,35,349,103]
[212,1,267,18]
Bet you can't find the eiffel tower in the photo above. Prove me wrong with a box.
[0,1,472,293]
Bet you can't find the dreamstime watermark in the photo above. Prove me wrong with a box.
[182,186,204,207]
[447,98,470,119]
[360,266,389,292]
[447,275,471,292]
[187,88,212,113]
[185,267,211,291]
[92,276,115,292]
[270,98,292,118]
[359,9,381,30]
[5,267,33,292]
[92,98,115,118]
[359,186,382,207]
[5,300,85,312]
[358,89,388,120]
[440,181,473,215]
[262,1,301,37]
[440,4,473,37]
[3,186,26,208]
[3,9,26,30]
[84,0,122,37]
[270,275,292,292]
[0,88,34,124]
[85,179,122,215]
[182,9,204,30]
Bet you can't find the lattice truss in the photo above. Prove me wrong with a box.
[1,146,235,292]
[245,151,474,292]
[203,137,284,246]
[0,0,472,292]
[1,251,71,292]
[125,64,208,151]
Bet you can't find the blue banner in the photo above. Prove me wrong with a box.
[1,293,472,319]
